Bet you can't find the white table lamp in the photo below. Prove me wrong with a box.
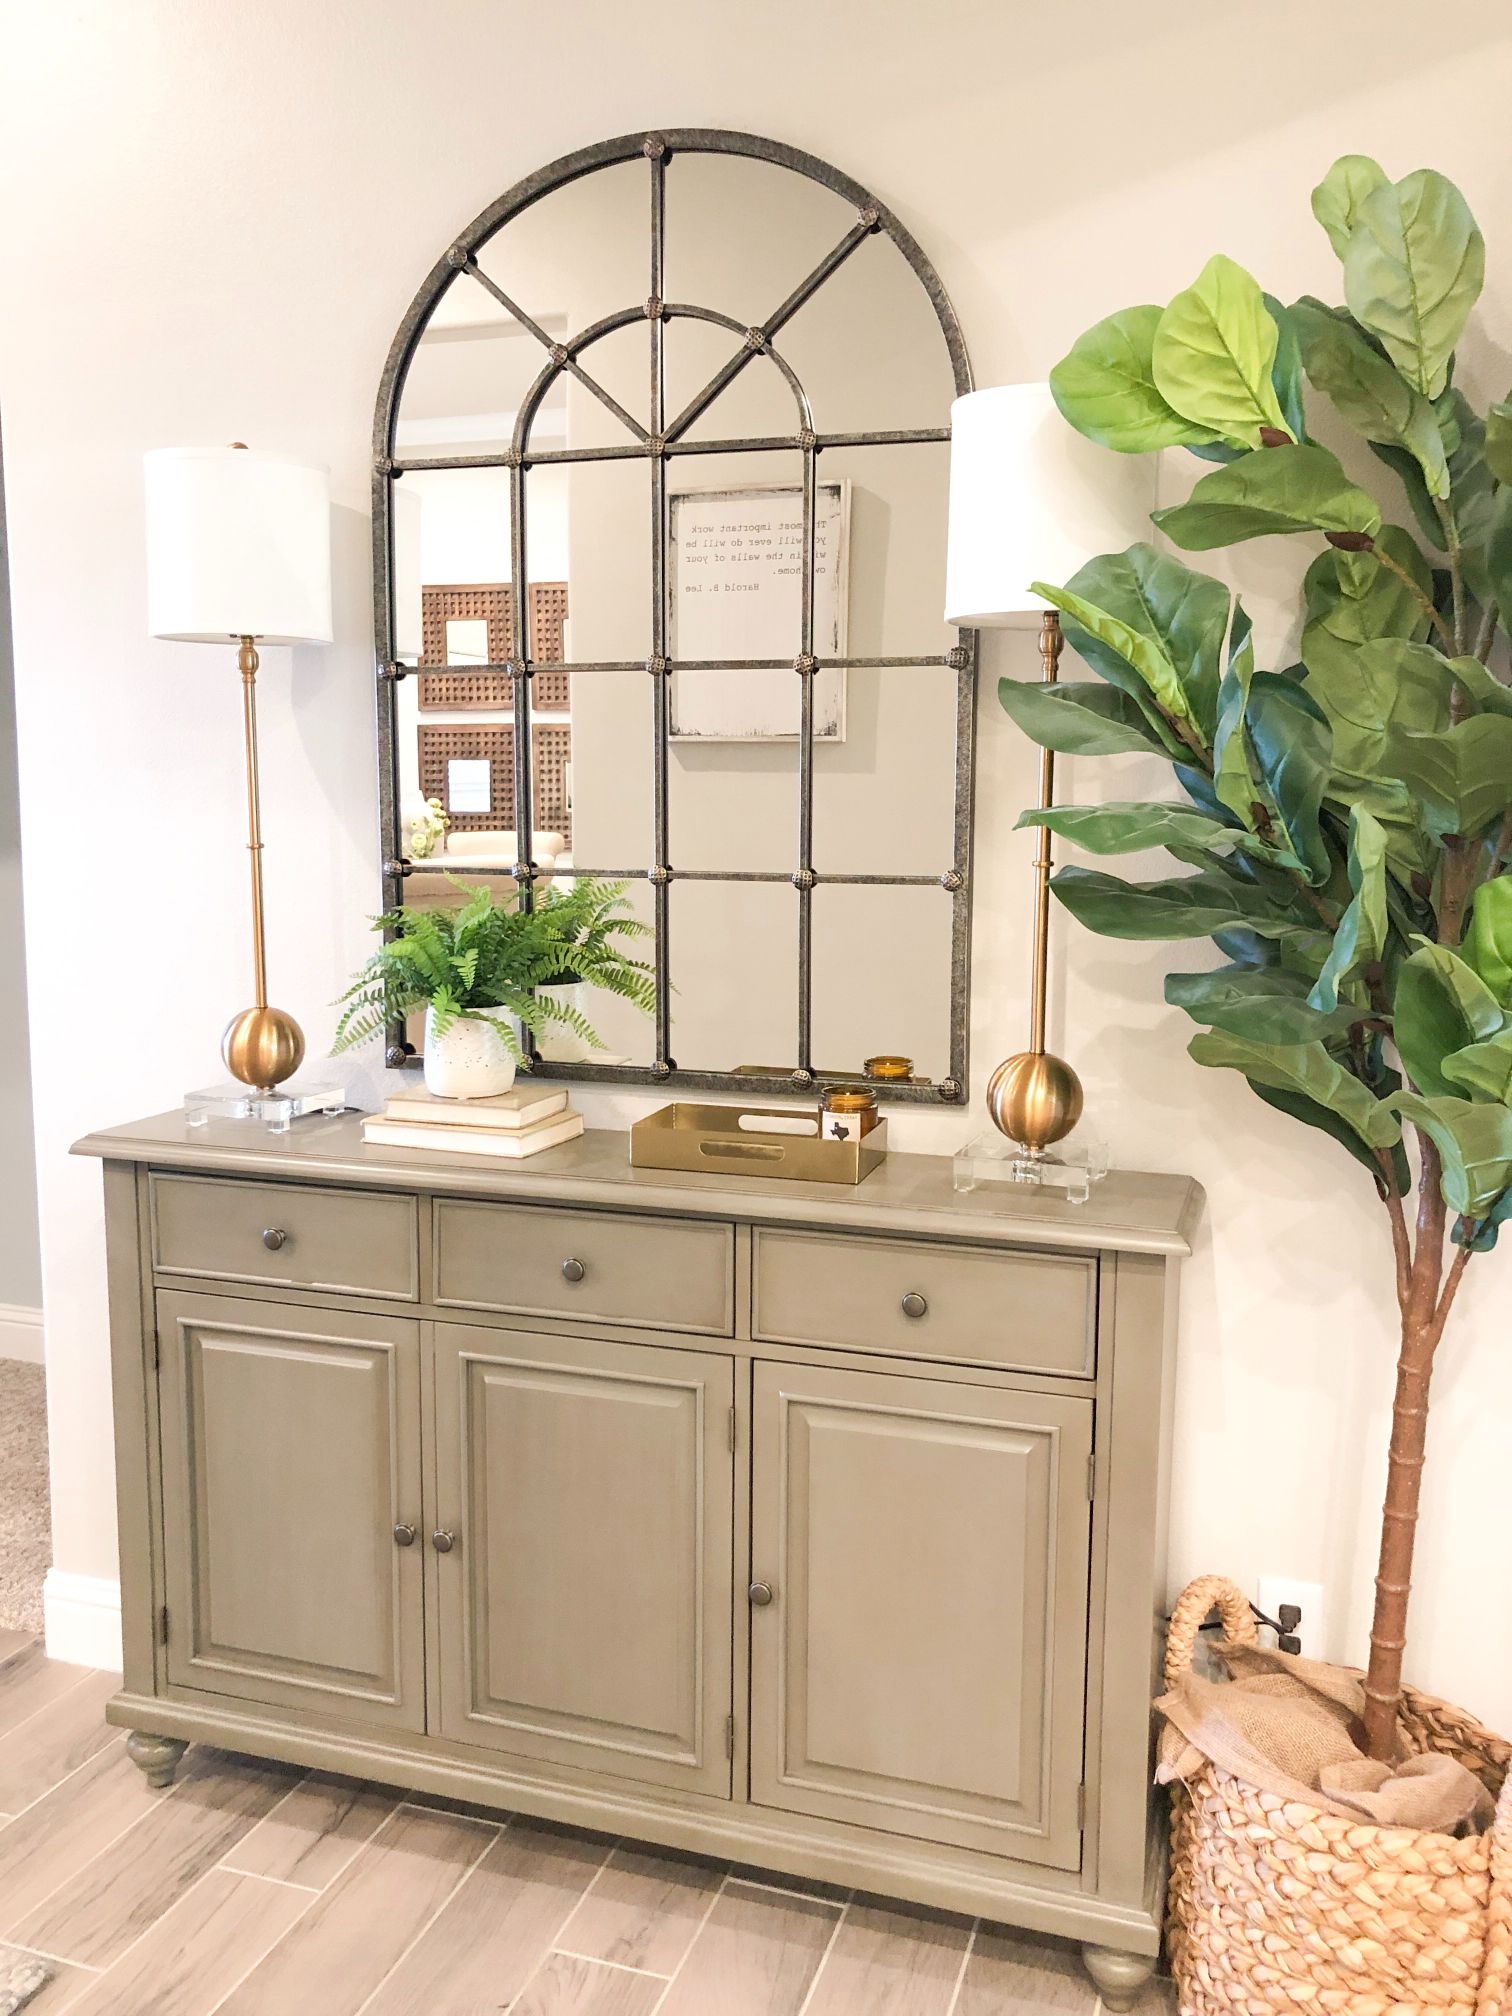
[145,443,333,1104]
[945,384,1154,1153]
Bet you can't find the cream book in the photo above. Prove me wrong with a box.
[383,1084,568,1131]
[362,1110,584,1159]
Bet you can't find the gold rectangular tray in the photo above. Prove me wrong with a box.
[630,1102,887,1185]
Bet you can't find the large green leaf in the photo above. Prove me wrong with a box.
[1028,580,1199,731]
[1166,964,1361,1044]
[1057,545,1229,738]
[1189,1030,1401,1148]
[1442,1029,1512,1102]
[1445,653,1512,720]
[1289,298,1448,497]
[1485,399,1512,485]
[1461,875,1512,1004]
[1264,294,1309,446]
[1385,714,1512,838]
[1394,942,1506,1096]
[1051,863,1329,951]
[1303,635,1454,779]
[1020,801,1272,863]
[1311,154,1389,260]
[1252,1081,1410,1191]
[1301,526,1433,687]
[1310,805,1390,1011]
[1393,1091,1512,1218]
[1049,305,1221,454]
[995,677,1173,757]
[1151,255,1292,448]
[1245,671,1334,884]
[1211,600,1260,825]
[1344,170,1485,399]
[1153,444,1382,550]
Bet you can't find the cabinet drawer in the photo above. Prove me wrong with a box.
[433,1198,735,1336]
[150,1174,419,1302]
[752,1227,1095,1376]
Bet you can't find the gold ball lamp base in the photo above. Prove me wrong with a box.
[222,1005,306,1094]
[986,1049,1084,1154]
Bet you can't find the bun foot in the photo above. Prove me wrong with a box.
[1081,1943,1157,2011]
[125,1729,188,1788]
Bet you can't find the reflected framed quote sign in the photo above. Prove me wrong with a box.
[668,481,850,741]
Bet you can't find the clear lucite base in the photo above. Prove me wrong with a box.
[184,1082,350,1135]
[952,1127,1110,1206]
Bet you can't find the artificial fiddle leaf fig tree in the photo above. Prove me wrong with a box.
[1008,156,1512,1764]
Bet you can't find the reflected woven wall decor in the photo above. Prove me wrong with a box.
[418,582,569,710]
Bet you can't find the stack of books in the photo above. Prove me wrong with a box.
[361,1084,584,1160]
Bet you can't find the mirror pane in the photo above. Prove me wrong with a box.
[811,664,958,878]
[669,880,797,1074]
[810,883,953,1084]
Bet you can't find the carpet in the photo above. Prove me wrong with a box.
[0,1361,49,1634]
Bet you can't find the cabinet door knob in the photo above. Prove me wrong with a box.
[431,1529,456,1554]
[748,1580,774,1607]
[262,1227,288,1252]
[561,1257,587,1284]
[900,1290,928,1319]
[392,1522,416,1547]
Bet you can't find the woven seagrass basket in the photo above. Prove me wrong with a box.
[1164,1576,1512,2016]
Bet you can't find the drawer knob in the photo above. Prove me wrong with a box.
[392,1523,416,1548]
[431,1529,456,1554]
[900,1290,928,1319]
[561,1257,587,1284]
[261,1227,288,1252]
[748,1580,774,1607]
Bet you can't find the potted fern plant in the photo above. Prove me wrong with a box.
[334,877,654,1098]
[1002,157,1512,2009]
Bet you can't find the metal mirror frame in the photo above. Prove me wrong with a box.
[371,127,977,1104]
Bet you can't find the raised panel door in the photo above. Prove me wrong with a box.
[750,1361,1092,1868]
[434,1323,734,1796]
[156,1290,425,1731]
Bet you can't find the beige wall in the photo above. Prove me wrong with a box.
[0,436,41,1318]
[3,0,1512,1720]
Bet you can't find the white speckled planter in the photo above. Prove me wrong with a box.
[422,1003,517,1100]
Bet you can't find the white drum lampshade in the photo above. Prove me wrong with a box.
[145,445,333,644]
[943,383,1156,628]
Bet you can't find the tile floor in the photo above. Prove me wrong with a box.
[0,1633,1173,2015]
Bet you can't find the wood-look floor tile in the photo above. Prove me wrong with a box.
[511,1951,666,2015]
[0,1671,120,1816]
[221,1772,396,1889]
[215,1803,494,2016]
[0,1646,97,1739]
[556,1841,725,1976]
[63,1869,311,2016]
[955,1924,1096,2014]
[0,1741,156,1927]
[1127,1978,1176,2013]
[727,1861,850,1902]
[656,1880,840,2016]
[0,1943,95,2016]
[9,1747,299,1968]
[362,1816,614,2016]
[803,1897,973,2015]
[0,1630,33,1664]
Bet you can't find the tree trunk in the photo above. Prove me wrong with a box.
[1361,1170,1447,1762]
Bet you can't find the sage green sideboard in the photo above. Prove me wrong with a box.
[76,1110,1200,2008]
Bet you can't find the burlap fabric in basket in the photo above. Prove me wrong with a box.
[1162,1576,1512,2015]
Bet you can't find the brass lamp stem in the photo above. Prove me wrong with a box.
[238,636,269,1012]
[984,607,1084,1153]
[220,636,305,1094]
[1028,610,1062,1056]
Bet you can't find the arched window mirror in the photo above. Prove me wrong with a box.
[371,129,976,1103]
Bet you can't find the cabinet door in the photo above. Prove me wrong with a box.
[156,1290,425,1732]
[434,1323,734,1797]
[750,1362,1092,1869]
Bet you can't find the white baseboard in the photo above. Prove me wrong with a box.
[43,1570,123,1671]
[0,1302,43,1364]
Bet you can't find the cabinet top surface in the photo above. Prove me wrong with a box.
[74,1110,1202,1257]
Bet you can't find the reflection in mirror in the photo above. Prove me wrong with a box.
[377,133,972,1096]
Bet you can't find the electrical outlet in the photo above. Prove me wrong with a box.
[1257,1577,1327,1658]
